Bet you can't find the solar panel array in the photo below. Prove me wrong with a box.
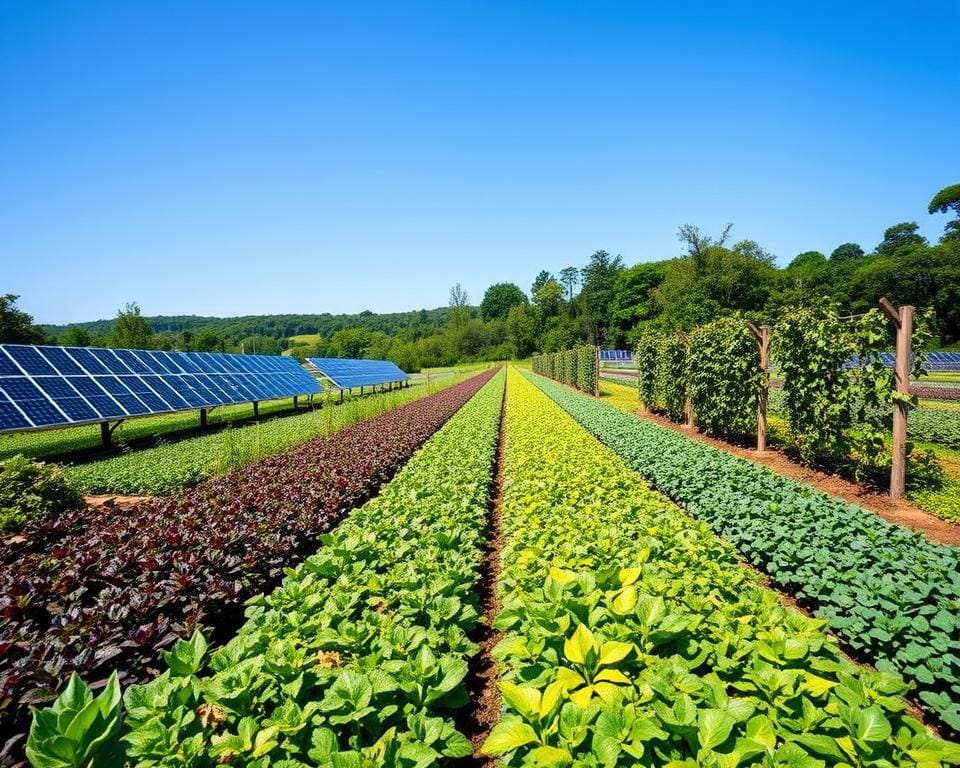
[0,344,322,434]
[843,351,960,373]
[306,358,409,389]
[599,349,634,362]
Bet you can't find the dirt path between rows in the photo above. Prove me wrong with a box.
[457,386,506,767]
[632,409,960,546]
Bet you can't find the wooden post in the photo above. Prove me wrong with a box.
[100,421,111,448]
[747,322,771,452]
[880,297,913,500]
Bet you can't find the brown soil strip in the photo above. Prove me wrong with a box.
[457,384,507,766]
[85,493,155,509]
[632,409,960,547]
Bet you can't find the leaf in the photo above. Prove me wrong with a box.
[563,624,597,666]
[598,641,633,666]
[698,709,735,751]
[499,682,542,721]
[802,672,837,697]
[611,586,638,615]
[529,745,573,766]
[481,721,539,755]
[854,706,892,743]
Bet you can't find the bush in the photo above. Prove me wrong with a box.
[0,455,84,532]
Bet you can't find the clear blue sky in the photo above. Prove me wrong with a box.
[2,2,957,324]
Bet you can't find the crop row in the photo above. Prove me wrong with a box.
[65,377,461,495]
[528,371,960,734]
[483,370,957,766]
[27,369,506,767]
[0,369,498,758]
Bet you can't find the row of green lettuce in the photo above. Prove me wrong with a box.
[482,369,958,767]
[528,370,960,736]
[27,370,505,768]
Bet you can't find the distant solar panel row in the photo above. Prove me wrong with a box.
[599,349,633,362]
[842,351,960,372]
[0,344,322,433]
[306,358,409,389]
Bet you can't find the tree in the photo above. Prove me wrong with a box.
[506,303,538,358]
[875,222,926,256]
[829,243,865,263]
[190,329,226,352]
[329,327,371,358]
[110,302,153,349]
[678,223,733,272]
[480,283,527,321]
[928,183,960,217]
[531,270,553,298]
[532,278,564,318]
[0,294,46,344]
[787,251,827,270]
[928,183,960,242]
[238,335,282,355]
[60,326,93,347]
[559,267,579,301]
[448,283,470,331]
[580,250,624,344]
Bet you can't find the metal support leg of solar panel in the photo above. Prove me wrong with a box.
[100,419,124,448]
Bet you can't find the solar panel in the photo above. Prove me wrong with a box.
[599,349,633,362]
[306,358,409,390]
[0,344,323,434]
[840,351,960,373]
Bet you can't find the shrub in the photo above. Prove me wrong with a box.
[0,455,83,532]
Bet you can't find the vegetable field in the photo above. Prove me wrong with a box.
[12,366,960,766]
[1,370,497,758]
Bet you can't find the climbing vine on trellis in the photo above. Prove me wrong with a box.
[774,298,936,480]
[689,315,761,438]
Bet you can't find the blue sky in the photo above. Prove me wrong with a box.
[2,2,957,324]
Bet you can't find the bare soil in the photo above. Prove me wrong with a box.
[630,410,960,546]
[85,493,155,509]
[457,387,507,767]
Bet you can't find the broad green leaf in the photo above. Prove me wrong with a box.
[564,624,597,666]
[611,586,638,615]
[698,709,735,751]
[482,721,539,755]
[500,682,542,721]
[598,641,633,666]
[855,706,892,743]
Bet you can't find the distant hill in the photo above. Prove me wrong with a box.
[42,307,460,343]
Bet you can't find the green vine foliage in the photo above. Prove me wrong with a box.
[774,299,937,482]
[575,345,597,393]
[532,346,598,395]
[634,332,657,408]
[688,315,761,438]
[634,332,688,423]
[656,333,689,423]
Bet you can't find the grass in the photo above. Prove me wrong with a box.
[0,398,304,463]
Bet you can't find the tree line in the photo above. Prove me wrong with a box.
[3,183,958,369]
